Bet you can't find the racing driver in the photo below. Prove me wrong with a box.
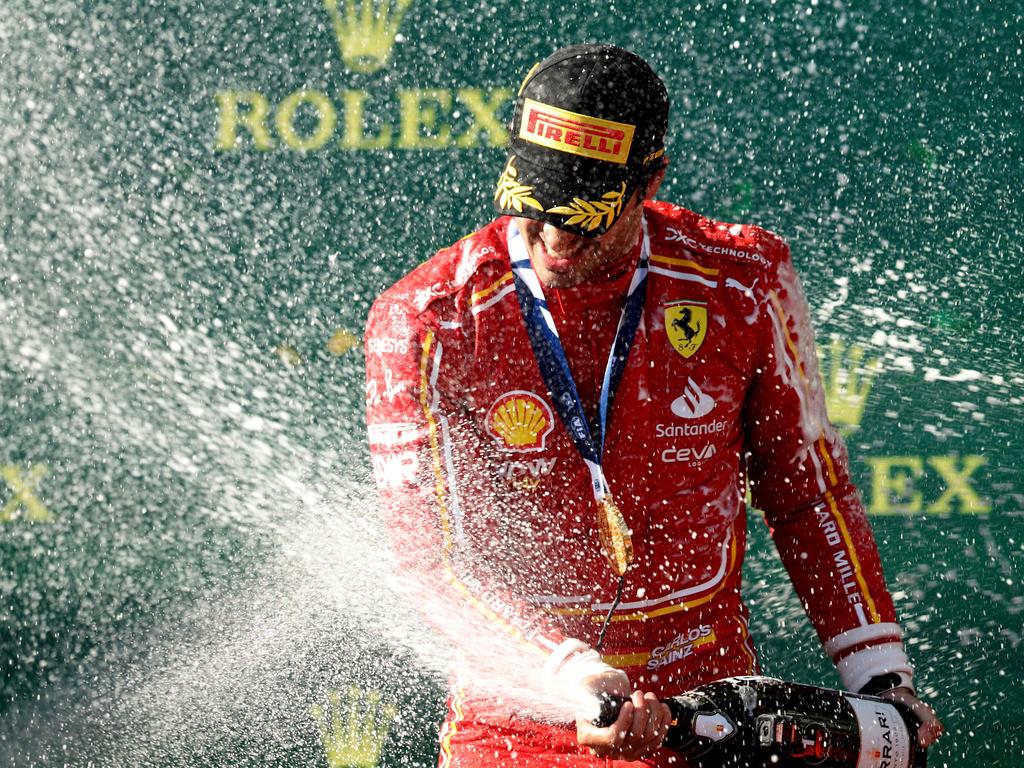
[364,44,943,765]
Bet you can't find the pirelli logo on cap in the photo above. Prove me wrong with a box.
[519,99,635,164]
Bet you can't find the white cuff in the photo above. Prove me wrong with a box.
[834,642,915,695]
[543,639,592,677]
[824,622,904,659]
[542,638,628,718]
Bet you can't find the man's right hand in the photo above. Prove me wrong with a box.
[576,686,673,761]
[880,687,945,748]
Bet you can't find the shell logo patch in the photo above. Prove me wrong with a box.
[486,391,554,452]
[665,301,708,359]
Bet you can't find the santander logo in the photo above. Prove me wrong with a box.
[671,378,716,419]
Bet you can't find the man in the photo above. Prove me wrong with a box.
[365,44,943,765]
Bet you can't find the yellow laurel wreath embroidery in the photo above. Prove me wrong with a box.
[494,160,543,213]
[546,182,626,231]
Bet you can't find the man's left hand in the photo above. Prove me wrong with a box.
[879,687,945,748]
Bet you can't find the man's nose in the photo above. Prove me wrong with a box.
[540,223,584,253]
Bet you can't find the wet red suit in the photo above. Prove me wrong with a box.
[365,200,914,767]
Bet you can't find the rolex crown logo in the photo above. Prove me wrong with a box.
[822,337,881,436]
[312,686,398,768]
[322,0,413,74]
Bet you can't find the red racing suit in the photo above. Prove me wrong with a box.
[364,200,914,767]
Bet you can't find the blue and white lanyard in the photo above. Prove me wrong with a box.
[507,218,650,570]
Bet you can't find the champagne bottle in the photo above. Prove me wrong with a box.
[595,675,926,768]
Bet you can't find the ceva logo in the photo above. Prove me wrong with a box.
[213,0,513,152]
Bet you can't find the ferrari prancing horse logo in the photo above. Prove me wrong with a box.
[665,301,708,358]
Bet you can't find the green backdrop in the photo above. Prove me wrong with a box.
[1,0,1021,765]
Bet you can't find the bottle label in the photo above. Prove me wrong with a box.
[847,696,913,768]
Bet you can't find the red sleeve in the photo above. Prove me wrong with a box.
[743,243,915,694]
[364,288,571,676]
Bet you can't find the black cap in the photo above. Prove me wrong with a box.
[494,44,669,237]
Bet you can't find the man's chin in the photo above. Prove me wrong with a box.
[537,269,585,289]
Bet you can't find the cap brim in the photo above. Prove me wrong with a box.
[493,151,641,238]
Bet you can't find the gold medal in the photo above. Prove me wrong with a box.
[597,495,633,576]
